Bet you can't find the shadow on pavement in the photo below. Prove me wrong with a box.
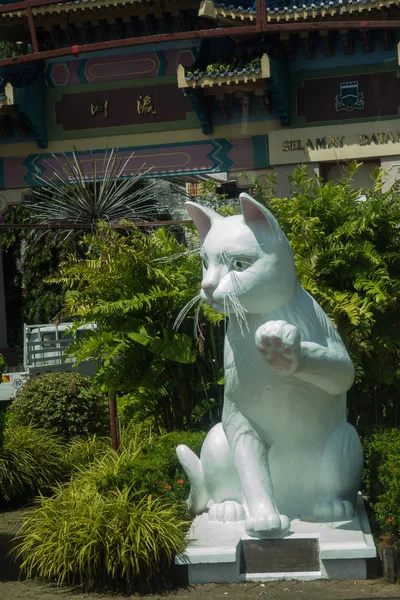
[0,532,21,581]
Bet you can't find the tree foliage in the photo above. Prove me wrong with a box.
[254,163,400,427]
[50,226,224,431]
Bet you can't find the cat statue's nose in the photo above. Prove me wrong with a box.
[201,281,216,302]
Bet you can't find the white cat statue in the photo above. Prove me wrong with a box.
[176,193,363,539]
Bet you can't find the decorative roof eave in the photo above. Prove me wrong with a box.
[199,0,399,24]
[177,53,270,89]
[0,0,197,20]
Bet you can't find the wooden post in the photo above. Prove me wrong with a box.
[26,5,39,53]
[382,546,396,584]
[108,390,119,451]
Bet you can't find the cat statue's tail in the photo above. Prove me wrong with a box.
[176,444,209,514]
[177,423,244,516]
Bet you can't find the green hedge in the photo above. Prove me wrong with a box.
[362,428,400,542]
[102,430,207,509]
[9,372,109,440]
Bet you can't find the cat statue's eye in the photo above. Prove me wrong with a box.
[202,255,209,269]
[232,259,245,271]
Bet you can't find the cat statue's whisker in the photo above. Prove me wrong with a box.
[152,248,201,264]
[223,294,229,339]
[227,291,249,336]
[193,297,203,338]
[230,269,245,300]
[174,293,202,331]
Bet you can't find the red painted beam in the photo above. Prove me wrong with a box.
[0,26,262,66]
[0,0,112,13]
[26,5,39,52]
[0,16,398,67]
[255,0,262,32]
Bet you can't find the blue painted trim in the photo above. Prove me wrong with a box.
[22,154,46,187]
[22,137,252,185]
[156,51,167,77]
[208,138,234,171]
[44,64,54,88]
[77,59,88,84]
[0,159,4,189]
[13,69,47,149]
[252,135,268,169]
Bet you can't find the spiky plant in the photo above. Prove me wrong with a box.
[25,148,162,232]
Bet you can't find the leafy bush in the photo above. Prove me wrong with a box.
[104,430,207,508]
[9,372,109,440]
[14,428,190,591]
[362,428,400,543]
[0,423,65,505]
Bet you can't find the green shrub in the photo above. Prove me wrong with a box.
[362,428,400,542]
[9,372,109,440]
[104,430,207,508]
[14,430,190,591]
[0,423,65,505]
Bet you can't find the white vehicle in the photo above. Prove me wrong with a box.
[0,322,97,403]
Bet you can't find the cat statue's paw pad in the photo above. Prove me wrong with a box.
[255,320,301,374]
[313,499,355,521]
[208,501,246,523]
[245,513,290,538]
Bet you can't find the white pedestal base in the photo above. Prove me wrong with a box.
[175,494,376,584]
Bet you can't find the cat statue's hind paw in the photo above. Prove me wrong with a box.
[208,501,246,523]
[313,499,355,521]
[245,513,290,538]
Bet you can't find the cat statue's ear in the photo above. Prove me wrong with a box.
[240,193,279,233]
[185,201,223,241]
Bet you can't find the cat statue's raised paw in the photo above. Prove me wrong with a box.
[176,193,363,538]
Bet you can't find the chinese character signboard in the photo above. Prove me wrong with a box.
[55,84,191,132]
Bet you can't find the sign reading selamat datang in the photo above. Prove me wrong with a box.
[283,131,400,152]
[268,120,400,166]
[55,84,191,131]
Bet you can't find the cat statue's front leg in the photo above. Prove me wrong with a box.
[255,319,354,395]
[222,403,290,538]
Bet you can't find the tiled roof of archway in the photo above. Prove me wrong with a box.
[206,0,397,21]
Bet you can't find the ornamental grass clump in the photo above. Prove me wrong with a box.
[15,482,188,591]
[14,430,190,591]
[0,424,65,505]
[63,435,110,473]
